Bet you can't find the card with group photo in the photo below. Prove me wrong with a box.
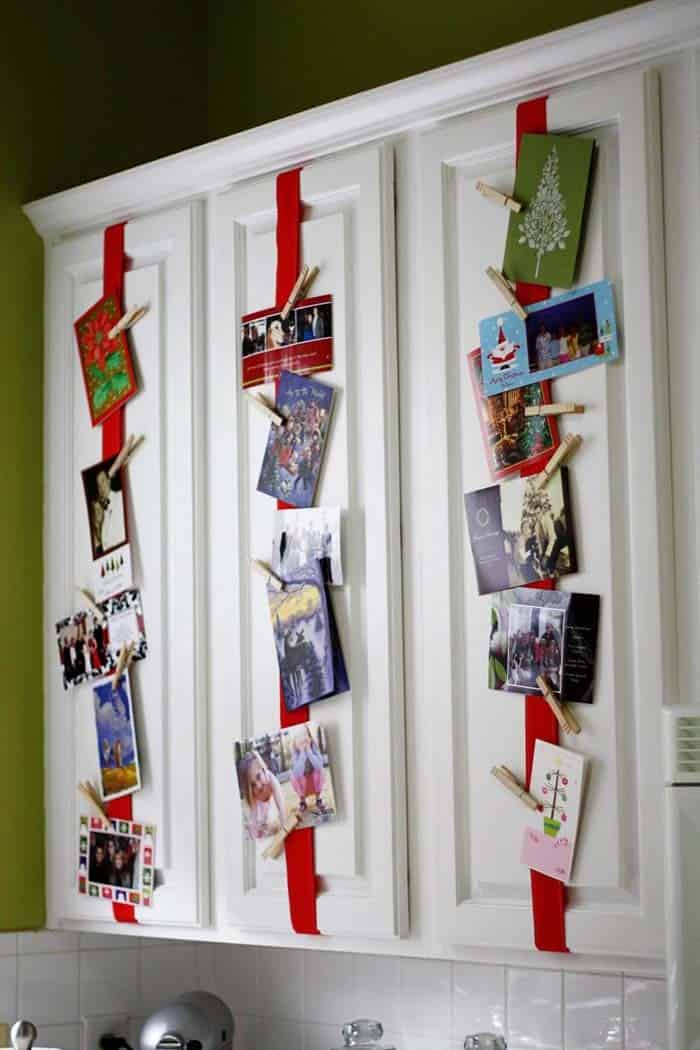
[240,295,333,389]
[78,814,155,907]
[55,587,148,691]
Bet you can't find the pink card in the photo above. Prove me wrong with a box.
[520,740,586,884]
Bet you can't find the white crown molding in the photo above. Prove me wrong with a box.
[24,0,700,239]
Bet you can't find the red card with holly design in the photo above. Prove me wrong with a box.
[74,293,138,426]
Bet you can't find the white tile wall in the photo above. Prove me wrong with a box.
[0,934,669,1050]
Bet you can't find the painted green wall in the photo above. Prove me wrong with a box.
[0,2,207,932]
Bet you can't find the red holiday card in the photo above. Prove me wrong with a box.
[74,293,138,426]
[240,294,333,389]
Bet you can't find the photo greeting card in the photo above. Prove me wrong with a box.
[271,506,343,586]
[257,370,334,508]
[74,293,138,427]
[55,587,148,691]
[521,741,587,884]
[489,588,600,702]
[267,559,349,712]
[234,720,337,841]
[78,814,155,907]
[464,468,577,595]
[93,674,142,801]
[467,349,560,480]
[82,452,134,601]
[240,295,333,389]
[503,132,595,288]
[479,280,619,396]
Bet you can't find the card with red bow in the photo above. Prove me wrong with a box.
[74,293,138,426]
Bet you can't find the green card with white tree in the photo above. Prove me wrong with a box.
[503,133,595,289]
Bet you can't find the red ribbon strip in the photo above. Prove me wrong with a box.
[516,96,569,953]
[102,222,137,925]
[275,169,321,935]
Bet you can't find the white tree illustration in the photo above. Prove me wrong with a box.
[518,145,570,278]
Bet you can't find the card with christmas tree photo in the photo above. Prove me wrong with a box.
[503,132,595,289]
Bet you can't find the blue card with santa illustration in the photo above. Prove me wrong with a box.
[479,279,619,396]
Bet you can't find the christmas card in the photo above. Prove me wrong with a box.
[271,506,343,586]
[241,295,333,389]
[74,293,138,427]
[467,348,560,480]
[503,132,595,288]
[521,741,587,884]
[464,468,577,595]
[479,279,619,396]
[55,588,148,691]
[78,814,155,907]
[93,673,142,801]
[489,588,600,702]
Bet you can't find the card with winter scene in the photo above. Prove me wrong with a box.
[257,370,334,508]
[78,814,155,907]
[467,349,560,480]
[271,506,343,586]
[521,741,587,884]
[93,673,142,801]
[267,559,349,711]
[74,293,138,427]
[464,468,577,595]
[240,295,333,388]
[503,132,595,288]
[489,588,600,702]
[479,279,619,396]
[234,720,337,841]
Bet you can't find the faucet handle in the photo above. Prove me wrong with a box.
[464,1036,507,1050]
[11,1022,37,1050]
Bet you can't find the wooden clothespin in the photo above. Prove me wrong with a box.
[244,391,285,428]
[298,265,319,300]
[536,675,581,735]
[251,559,284,592]
[491,765,540,810]
[108,433,145,477]
[476,180,522,213]
[77,779,110,822]
[111,641,134,691]
[75,586,106,624]
[108,304,149,341]
[262,811,302,860]
[525,402,585,418]
[485,266,528,320]
[280,266,310,321]
[533,432,583,491]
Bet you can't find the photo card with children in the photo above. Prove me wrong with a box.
[271,506,343,586]
[74,293,139,427]
[520,740,587,884]
[479,280,619,396]
[240,295,333,389]
[464,468,577,595]
[234,721,337,841]
[467,348,560,480]
[55,587,148,690]
[257,370,335,508]
[78,814,155,907]
[93,674,142,801]
[489,588,600,703]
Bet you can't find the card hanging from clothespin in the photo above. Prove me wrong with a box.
[245,391,285,428]
[533,432,582,491]
[525,403,585,418]
[491,765,540,810]
[251,559,284,592]
[279,264,320,321]
[108,304,149,341]
[485,266,528,320]
[77,780,110,822]
[76,586,106,624]
[476,180,522,213]
[536,675,581,735]
[111,641,134,691]
[108,433,145,477]
[262,811,302,860]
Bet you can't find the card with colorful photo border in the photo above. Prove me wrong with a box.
[74,293,138,427]
[78,814,155,907]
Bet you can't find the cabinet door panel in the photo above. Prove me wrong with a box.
[414,68,671,957]
[210,144,408,938]
[45,204,208,929]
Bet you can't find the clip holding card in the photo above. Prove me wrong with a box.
[78,779,110,822]
[491,764,540,810]
[476,180,522,213]
[75,586,106,624]
[536,675,581,735]
[280,266,310,321]
[111,641,134,692]
[251,559,284,592]
[244,390,285,428]
[524,402,585,418]
[485,266,528,321]
[533,432,583,491]
[262,811,302,860]
[108,304,149,341]
[108,433,145,477]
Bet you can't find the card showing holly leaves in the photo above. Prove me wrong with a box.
[503,133,595,289]
[74,293,138,426]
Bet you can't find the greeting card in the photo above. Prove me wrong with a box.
[521,741,587,884]
[78,814,155,907]
[241,295,333,388]
[93,674,142,801]
[271,506,343,586]
[74,293,138,426]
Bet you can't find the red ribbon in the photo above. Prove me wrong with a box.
[516,97,569,953]
[101,222,137,925]
[275,169,321,935]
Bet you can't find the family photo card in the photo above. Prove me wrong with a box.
[74,293,138,427]
[93,674,142,801]
[78,815,155,907]
[240,295,333,389]
[464,469,577,595]
[271,506,343,586]
[55,587,148,690]
[235,721,337,841]
[489,588,600,702]
[267,559,349,711]
[82,454,128,560]
[467,349,560,480]
[479,280,619,396]
[503,132,595,288]
[521,741,587,884]
[257,370,334,508]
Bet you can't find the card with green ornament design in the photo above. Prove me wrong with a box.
[74,293,138,426]
[503,133,595,289]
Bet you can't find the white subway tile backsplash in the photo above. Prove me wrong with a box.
[140,943,199,1015]
[256,947,304,1023]
[303,951,354,1026]
[507,967,563,1050]
[256,1016,303,1050]
[79,948,141,1016]
[217,945,259,1017]
[624,977,668,1050]
[18,933,80,955]
[451,962,505,1042]
[564,972,623,1049]
[352,954,400,1032]
[398,957,451,1038]
[302,1021,338,1050]
[0,955,17,1020]
[18,951,79,1025]
[38,1023,81,1050]
[0,935,17,957]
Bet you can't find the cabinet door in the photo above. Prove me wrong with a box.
[411,68,671,957]
[44,204,208,930]
[209,144,408,938]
